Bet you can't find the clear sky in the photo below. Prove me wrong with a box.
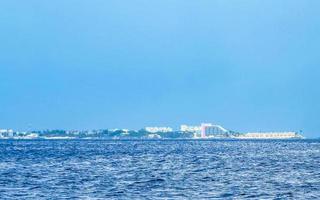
[0,1,319,138]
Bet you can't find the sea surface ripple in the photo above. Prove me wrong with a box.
[0,139,319,199]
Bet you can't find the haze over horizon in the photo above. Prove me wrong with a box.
[0,1,320,138]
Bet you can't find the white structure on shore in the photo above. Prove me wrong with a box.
[181,123,229,138]
[238,132,302,139]
[145,127,173,133]
[200,123,229,138]
[0,129,14,138]
[180,125,201,133]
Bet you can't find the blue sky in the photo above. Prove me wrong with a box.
[0,1,319,137]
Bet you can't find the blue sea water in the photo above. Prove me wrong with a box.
[0,139,319,199]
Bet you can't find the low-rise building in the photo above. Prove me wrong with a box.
[145,127,173,133]
[238,132,302,139]
[0,129,14,138]
[180,125,201,133]
[147,134,161,139]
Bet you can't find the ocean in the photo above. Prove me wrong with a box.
[0,139,319,199]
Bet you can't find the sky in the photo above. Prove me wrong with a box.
[0,1,319,138]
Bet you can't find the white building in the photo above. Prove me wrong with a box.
[180,125,201,132]
[238,132,302,139]
[145,127,173,133]
[181,123,229,138]
[0,129,14,138]
[200,123,228,138]
[147,134,161,139]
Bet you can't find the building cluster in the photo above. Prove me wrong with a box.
[0,129,14,138]
[144,123,303,139]
[0,129,39,139]
[0,124,303,139]
[179,123,229,138]
[144,127,173,133]
[238,132,300,139]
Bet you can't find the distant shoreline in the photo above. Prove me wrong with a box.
[0,137,310,141]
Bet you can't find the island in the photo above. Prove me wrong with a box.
[0,123,304,140]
